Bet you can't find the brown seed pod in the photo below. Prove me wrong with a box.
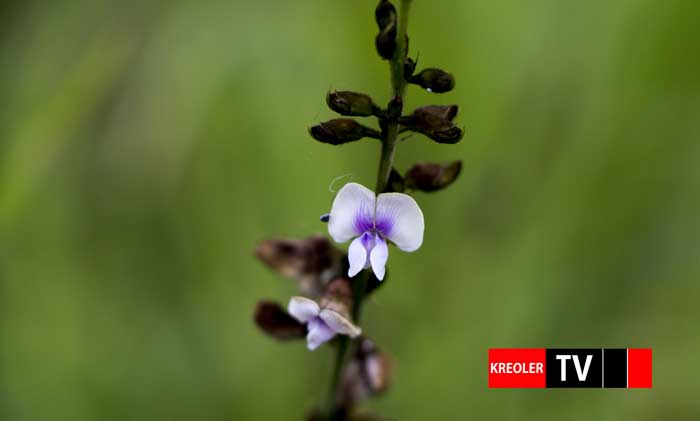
[253,301,306,340]
[408,68,455,93]
[404,161,463,192]
[309,119,381,145]
[326,91,379,117]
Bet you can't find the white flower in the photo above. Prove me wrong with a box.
[327,183,424,280]
[288,296,361,351]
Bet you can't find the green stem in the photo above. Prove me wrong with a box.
[325,272,368,419]
[351,272,369,322]
[327,2,412,418]
[376,0,412,193]
[326,336,348,419]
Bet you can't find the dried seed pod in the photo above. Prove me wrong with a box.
[254,301,306,340]
[309,119,381,145]
[326,91,379,117]
[417,104,458,122]
[359,339,392,394]
[399,105,464,144]
[375,22,397,60]
[374,0,398,60]
[338,337,393,406]
[255,235,344,296]
[404,161,462,192]
[375,0,396,30]
[428,125,464,143]
[400,104,458,127]
[408,67,455,93]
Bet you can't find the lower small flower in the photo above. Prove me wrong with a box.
[288,296,361,350]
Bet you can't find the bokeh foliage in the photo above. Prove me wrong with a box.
[1,0,699,420]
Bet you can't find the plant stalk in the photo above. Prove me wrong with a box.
[327,1,412,418]
[376,0,411,193]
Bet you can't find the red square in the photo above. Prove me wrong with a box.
[627,348,652,388]
[488,348,546,388]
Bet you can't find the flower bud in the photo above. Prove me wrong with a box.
[309,119,381,145]
[404,161,462,192]
[375,22,397,60]
[254,301,306,340]
[408,68,455,93]
[326,91,379,117]
[375,0,396,30]
[399,105,464,143]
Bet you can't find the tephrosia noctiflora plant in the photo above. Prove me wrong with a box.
[254,1,463,419]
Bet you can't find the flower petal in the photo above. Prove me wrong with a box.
[369,235,388,281]
[287,296,320,323]
[328,183,376,243]
[375,193,424,252]
[348,233,370,277]
[306,317,337,350]
[360,232,376,269]
[319,309,362,338]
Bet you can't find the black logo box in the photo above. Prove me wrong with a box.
[546,349,627,388]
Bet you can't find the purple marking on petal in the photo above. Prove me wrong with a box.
[360,231,374,249]
[353,204,374,234]
[374,217,394,237]
[359,231,375,269]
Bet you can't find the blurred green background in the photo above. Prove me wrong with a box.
[1,0,699,420]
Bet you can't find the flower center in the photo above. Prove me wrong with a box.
[373,217,393,237]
